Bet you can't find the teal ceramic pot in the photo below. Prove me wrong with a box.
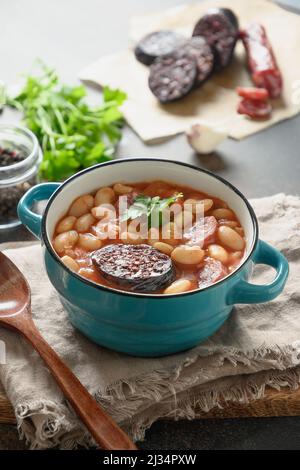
[17,159,289,357]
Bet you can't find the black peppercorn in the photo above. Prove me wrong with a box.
[0,146,36,225]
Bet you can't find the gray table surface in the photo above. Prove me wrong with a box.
[1,0,299,450]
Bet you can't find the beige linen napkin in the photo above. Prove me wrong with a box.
[79,0,300,143]
[0,193,300,449]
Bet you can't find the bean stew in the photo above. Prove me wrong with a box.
[52,181,246,294]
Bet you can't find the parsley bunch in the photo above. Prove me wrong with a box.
[7,65,127,181]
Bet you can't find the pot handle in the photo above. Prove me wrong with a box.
[226,240,289,305]
[18,183,60,239]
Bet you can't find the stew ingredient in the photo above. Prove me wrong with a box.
[240,23,282,99]
[192,8,239,71]
[237,97,272,118]
[148,53,198,103]
[135,30,186,66]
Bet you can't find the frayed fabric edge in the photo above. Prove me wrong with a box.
[12,344,300,449]
[127,367,300,442]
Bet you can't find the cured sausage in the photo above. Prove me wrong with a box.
[183,216,218,247]
[198,257,228,288]
[236,86,269,101]
[135,30,186,66]
[92,244,176,292]
[148,53,197,103]
[237,97,272,119]
[192,8,239,71]
[240,23,282,99]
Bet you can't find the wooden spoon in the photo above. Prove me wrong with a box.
[0,252,137,450]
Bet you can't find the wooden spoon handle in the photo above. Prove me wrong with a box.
[19,319,137,450]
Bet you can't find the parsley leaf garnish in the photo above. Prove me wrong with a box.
[121,193,183,227]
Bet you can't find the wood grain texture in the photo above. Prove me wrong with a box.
[194,386,300,419]
[1,386,300,425]
[0,394,15,424]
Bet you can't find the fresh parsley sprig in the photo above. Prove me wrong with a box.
[6,64,127,181]
[121,193,183,228]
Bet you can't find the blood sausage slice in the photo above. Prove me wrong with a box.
[192,8,239,70]
[92,244,176,292]
[135,30,186,66]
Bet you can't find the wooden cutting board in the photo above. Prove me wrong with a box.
[1,385,300,424]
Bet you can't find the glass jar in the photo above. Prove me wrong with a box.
[0,123,42,229]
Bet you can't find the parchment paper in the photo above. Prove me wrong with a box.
[79,0,300,143]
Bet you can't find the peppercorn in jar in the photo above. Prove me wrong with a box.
[0,124,42,229]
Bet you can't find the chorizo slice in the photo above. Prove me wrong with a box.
[237,97,272,119]
[92,244,176,292]
[183,216,218,247]
[198,257,228,288]
[236,86,269,101]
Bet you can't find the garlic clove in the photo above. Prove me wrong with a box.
[186,123,228,154]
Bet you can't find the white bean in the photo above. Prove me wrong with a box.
[217,226,245,251]
[228,251,243,263]
[219,219,239,228]
[91,205,115,220]
[93,221,119,240]
[207,244,229,264]
[184,198,213,215]
[78,267,96,280]
[94,187,115,206]
[234,227,244,237]
[171,245,204,265]
[200,199,214,212]
[64,249,76,259]
[61,255,79,272]
[82,194,94,209]
[215,200,228,209]
[69,194,94,217]
[75,213,96,233]
[113,183,133,195]
[78,233,102,250]
[153,242,174,255]
[164,279,192,294]
[56,216,76,234]
[53,230,78,254]
[183,199,197,212]
[212,208,235,220]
